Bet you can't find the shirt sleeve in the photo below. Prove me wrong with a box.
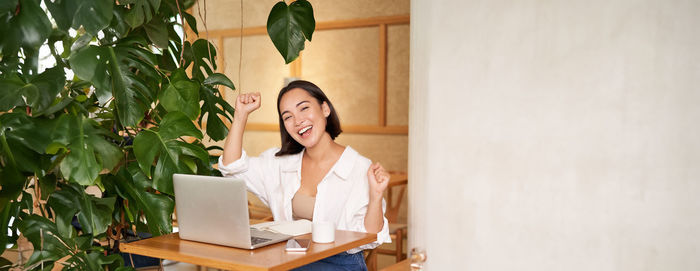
[217,148,280,207]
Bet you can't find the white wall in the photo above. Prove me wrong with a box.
[409,1,700,270]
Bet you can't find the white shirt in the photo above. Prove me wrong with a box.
[217,146,391,253]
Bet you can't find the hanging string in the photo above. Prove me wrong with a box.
[238,0,244,93]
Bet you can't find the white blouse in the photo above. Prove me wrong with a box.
[217,146,391,253]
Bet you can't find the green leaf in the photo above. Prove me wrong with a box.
[266,0,315,64]
[0,257,11,271]
[17,214,75,257]
[0,133,25,213]
[202,73,235,90]
[29,67,66,112]
[13,0,52,48]
[69,45,111,92]
[159,69,200,120]
[54,114,122,185]
[199,85,235,141]
[105,170,174,236]
[122,0,161,28]
[72,0,114,36]
[184,39,217,82]
[44,0,73,31]
[0,75,27,111]
[133,112,204,195]
[144,16,169,48]
[182,12,198,35]
[38,174,57,201]
[0,0,17,14]
[47,184,116,237]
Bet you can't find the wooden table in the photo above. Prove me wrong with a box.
[120,231,377,271]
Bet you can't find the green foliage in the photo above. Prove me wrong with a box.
[0,0,314,269]
[267,0,315,63]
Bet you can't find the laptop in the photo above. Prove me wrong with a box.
[173,173,292,249]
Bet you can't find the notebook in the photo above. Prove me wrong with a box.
[173,173,292,249]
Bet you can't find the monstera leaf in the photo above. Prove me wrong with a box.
[183,39,217,82]
[133,112,208,195]
[267,0,315,63]
[47,184,116,237]
[52,114,122,185]
[200,73,236,141]
[159,69,200,120]
[70,39,159,127]
[103,168,174,236]
[121,0,161,28]
[45,0,113,35]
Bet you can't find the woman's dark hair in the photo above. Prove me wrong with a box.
[275,80,342,156]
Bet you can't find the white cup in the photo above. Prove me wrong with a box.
[312,221,335,243]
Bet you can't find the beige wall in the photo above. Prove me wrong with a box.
[410,0,700,269]
[195,0,410,173]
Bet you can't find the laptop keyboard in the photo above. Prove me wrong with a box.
[251,236,272,245]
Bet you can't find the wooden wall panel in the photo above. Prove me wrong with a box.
[302,27,380,126]
[387,25,410,126]
[222,36,289,124]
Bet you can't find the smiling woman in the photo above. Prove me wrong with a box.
[219,80,392,270]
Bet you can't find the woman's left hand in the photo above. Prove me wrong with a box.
[367,162,390,201]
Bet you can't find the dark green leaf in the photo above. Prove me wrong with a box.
[122,0,161,28]
[0,256,11,271]
[0,75,27,111]
[182,12,198,35]
[144,16,169,48]
[17,214,75,257]
[38,174,57,201]
[44,0,73,31]
[0,0,17,14]
[186,39,217,81]
[0,134,25,213]
[105,170,174,236]
[203,73,235,90]
[29,67,66,112]
[159,69,200,120]
[69,45,111,92]
[72,0,114,36]
[133,112,204,194]
[199,85,235,141]
[54,115,121,185]
[47,184,116,236]
[266,0,315,63]
[13,0,51,48]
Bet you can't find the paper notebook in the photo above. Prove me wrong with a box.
[251,219,313,236]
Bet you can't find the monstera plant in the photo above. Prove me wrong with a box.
[0,0,314,269]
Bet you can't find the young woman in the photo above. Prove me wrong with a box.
[218,80,391,270]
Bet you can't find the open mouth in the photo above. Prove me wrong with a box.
[298,126,312,137]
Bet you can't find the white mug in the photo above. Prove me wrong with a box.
[312,221,335,243]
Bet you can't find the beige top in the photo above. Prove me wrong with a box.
[292,192,316,220]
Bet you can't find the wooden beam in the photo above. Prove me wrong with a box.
[378,24,388,126]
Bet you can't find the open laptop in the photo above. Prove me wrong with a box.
[173,173,292,249]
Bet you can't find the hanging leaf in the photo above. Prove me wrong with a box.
[159,69,200,120]
[133,111,207,195]
[17,215,75,262]
[267,0,315,64]
[0,74,28,111]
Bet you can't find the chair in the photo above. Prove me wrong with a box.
[366,172,408,270]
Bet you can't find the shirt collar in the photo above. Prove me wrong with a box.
[280,146,358,181]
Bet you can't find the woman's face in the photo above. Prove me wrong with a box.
[279,88,331,148]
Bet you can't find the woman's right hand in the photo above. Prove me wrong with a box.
[235,92,261,116]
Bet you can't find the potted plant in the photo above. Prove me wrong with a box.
[0,0,314,269]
